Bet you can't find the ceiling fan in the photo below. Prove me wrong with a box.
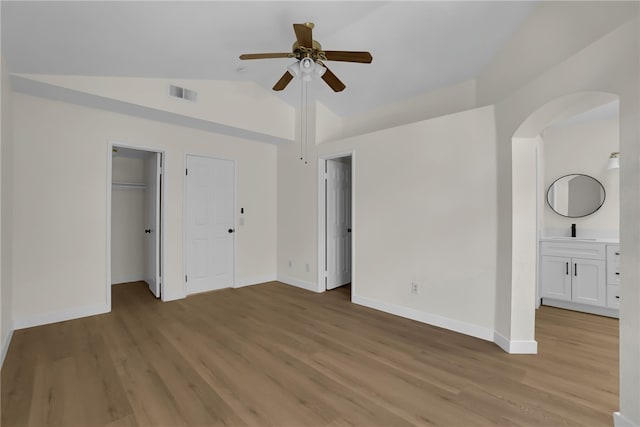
[239,22,373,93]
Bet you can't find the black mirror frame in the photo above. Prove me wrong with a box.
[546,173,606,218]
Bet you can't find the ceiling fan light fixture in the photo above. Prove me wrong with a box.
[300,57,314,72]
[287,61,300,77]
[314,62,326,78]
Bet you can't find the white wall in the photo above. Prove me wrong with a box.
[510,136,540,349]
[11,92,277,327]
[541,117,619,238]
[1,55,14,363]
[111,156,146,284]
[317,79,477,144]
[483,7,639,424]
[476,1,637,105]
[13,74,295,142]
[279,105,498,339]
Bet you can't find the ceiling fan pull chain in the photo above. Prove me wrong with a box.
[300,77,304,162]
[304,79,309,164]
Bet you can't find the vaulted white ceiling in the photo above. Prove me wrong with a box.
[2,1,536,116]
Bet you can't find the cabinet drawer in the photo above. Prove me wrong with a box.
[607,285,620,308]
[606,245,620,285]
[541,242,606,260]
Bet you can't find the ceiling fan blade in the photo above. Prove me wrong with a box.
[239,53,292,60]
[323,50,373,64]
[321,65,346,92]
[293,23,313,48]
[273,71,294,91]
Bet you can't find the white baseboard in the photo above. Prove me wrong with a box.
[162,292,186,302]
[493,331,538,354]
[111,275,145,285]
[276,275,320,293]
[13,303,110,330]
[1,326,14,368]
[352,294,494,342]
[235,275,277,289]
[614,412,639,427]
[542,298,618,318]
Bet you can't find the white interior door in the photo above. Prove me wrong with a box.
[144,152,161,298]
[326,158,351,290]
[186,155,235,294]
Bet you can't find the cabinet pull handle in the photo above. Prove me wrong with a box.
[615,296,620,299]
[566,262,569,275]
[615,272,620,276]
[574,264,577,276]
[615,252,620,256]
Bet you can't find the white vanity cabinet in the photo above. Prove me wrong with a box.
[606,245,620,309]
[540,239,618,317]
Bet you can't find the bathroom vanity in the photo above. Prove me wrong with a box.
[539,237,619,318]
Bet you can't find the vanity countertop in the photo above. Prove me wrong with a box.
[540,236,619,244]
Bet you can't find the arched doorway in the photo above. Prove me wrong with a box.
[511,91,620,346]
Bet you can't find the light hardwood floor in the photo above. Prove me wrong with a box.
[2,281,619,427]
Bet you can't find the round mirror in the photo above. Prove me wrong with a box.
[546,174,605,218]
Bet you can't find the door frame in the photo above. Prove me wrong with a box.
[317,150,356,297]
[182,153,237,295]
[106,141,166,310]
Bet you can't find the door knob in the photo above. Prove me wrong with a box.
[228,229,235,233]
[145,229,151,234]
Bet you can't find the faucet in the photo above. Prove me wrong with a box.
[571,224,576,238]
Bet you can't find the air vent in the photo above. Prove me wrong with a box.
[168,84,198,102]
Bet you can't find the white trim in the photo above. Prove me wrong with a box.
[1,327,14,368]
[493,331,538,354]
[542,298,619,318]
[183,153,236,295]
[352,294,495,342]
[234,275,277,288]
[108,141,167,305]
[277,275,321,293]
[111,276,146,285]
[317,157,326,293]
[317,150,356,295]
[493,331,511,353]
[162,291,186,302]
[614,412,639,427]
[106,144,113,310]
[13,304,109,330]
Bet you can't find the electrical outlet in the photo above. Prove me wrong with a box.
[288,260,292,268]
[305,263,310,273]
[411,282,420,295]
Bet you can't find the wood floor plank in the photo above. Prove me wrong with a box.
[2,281,619,427]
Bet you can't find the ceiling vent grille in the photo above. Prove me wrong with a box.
[168,84,198,102]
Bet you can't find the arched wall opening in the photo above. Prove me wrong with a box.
[510,91,620,349]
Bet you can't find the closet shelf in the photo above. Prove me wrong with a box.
[112,182,147,190]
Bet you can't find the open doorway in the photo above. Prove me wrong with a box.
[318,153,353,300]
[511,92,620,351]
[108,144,164,306]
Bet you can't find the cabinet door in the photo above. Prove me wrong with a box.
[572,258,606,306]
[606,245,620,285]
[541,256,572,301]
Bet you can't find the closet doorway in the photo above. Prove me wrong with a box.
[108,144,164,304]
[318,153,354,296]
